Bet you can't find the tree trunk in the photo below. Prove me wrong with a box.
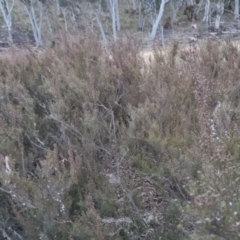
[202,0,210,27]
[23,1,44,47]
[108,0,117,41]
[214,0,224,30]
[94,3,108,47]
[96,16,108,48]
[69,7,77,31]
[55,0,61,15]
[115,0,120,31]
[46,13,53,34]
[132,0,137,11]
[235,0,239,20]
[150,0,169,40]
[62,8,68,32]
[0,0,15,43]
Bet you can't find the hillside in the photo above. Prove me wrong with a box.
[1,1,240,239]
[0,32,240,239]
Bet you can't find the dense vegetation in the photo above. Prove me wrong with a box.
[0,33,240,239]
[0,0,240,239]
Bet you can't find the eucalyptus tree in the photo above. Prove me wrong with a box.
[55,0,61,15]
[59,0,82,31]
[202,0,228,30]
[138,0,156,31]
[92,2,108,47]
[131,0,137,10]
[19,0,47,47]
[214,0,224,30]
[234,0,239,20]
[57,0,82,32]
[150,0,169,40]
[108,0,120,41]
[202,0,211,26]
[0,0,15,43]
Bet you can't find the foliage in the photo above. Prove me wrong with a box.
[0,34,240,239]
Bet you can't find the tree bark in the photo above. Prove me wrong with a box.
[108,0,118,41]
[235,0,239,20]
[0,0,15,43]
[62,8,68,32]
[94,3,108,48]
[22,0,44,47]
[202,0,210,27]
[132,0,136,11]
[214,0,224,30]
[150,0,169,41]
[115,0,120,31]
[55,0,61,15]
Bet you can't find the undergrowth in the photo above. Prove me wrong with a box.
[0,32,240,239]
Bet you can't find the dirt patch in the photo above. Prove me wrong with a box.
[139,38,240,66]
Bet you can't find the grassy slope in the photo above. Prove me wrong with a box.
[0,2,240,240]
[0,33,240,239]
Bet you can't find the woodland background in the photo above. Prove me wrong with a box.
[1,0,240,240]
[0,0,240,47]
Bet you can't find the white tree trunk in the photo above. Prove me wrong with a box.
[0,0,15,43]
[62,8,68,31]
[150,0,169,40]
[96,16,108,48]
[46,13,53,34]
[234,0,239,20]
[23,0,44,47]
[115,0,120,31]
[69,7,76,31]
[214,0,224,30]
[94,3,108,48]
[202,0,210,26]
[132,0,136,11]
[108,0,117,41]
[55,0,61,15]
